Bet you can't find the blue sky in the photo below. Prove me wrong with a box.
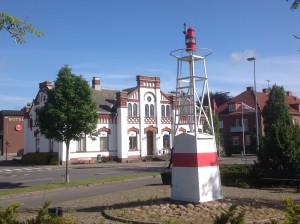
[1,0,300,110]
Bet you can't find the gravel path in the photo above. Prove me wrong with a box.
[16,177,300,224]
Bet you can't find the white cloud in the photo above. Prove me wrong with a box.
[208,54,300,98]
[230,50,256,63]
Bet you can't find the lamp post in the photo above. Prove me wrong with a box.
[247,57,259,151]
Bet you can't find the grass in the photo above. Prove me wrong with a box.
[0,172,159,197]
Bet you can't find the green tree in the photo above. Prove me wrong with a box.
[37,65,98,183]
[259,84,300,171]
[0,12,43,44]
[203,91,232,108]
[288,0,300,10]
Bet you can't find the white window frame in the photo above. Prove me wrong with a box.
[232,136,239,146]
[77,136,86,152]
[229,104,235,112]
[219,120,223,129]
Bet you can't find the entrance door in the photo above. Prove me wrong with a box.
[147,131,154,155]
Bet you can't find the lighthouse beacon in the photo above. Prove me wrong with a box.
[170,24,223,203]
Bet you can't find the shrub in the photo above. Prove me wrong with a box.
[213,204,246,224]
[21,152,59,165]
[284,198,300,224]
[219,164,254,187]
[0,202,76,224]
[0,202,21,224]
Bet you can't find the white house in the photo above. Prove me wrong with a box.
[24,75,190,163]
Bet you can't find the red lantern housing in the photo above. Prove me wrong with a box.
[185,27,196,53]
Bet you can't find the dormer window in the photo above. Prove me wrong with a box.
[228,104,235,112]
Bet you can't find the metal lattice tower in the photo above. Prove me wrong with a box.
[170,48,214,139]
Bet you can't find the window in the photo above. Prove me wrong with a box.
[243,119,248,127]
[161,105,165,117]
[150,104,154,117]
[147,96,151,102]
[219,120,223,129]
[163,134,170,148]
[235,119,240,127]
[166,105,170,117]
[128,103,132,116]
[35,136,40,152]
[245,135,251,146]
[229,104,235,112]
[49,139,54,152]
[219,135,224,146]
[129,136,137,150]
[133,103,137,116]
[100,137,109,151]
[232,136,239,146]
[77,136,86,151]
[145,104,149,117]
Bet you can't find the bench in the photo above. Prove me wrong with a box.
[259,170,300,192]
[76,157,92,164]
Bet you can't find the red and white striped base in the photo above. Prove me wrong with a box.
[171,133,223,203]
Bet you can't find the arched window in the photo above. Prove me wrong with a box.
[166,105,170,117]
[161,105,165,117]
[133,103,137,116]
[150,104,154,117]
[163,134,170,148]
[128,103,132,116]
[145,104,149,117]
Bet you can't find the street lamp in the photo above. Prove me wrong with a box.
[247,57,259,151]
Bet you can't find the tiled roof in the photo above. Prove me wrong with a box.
[91,89,118,114]
[286,95,300,114]
[218,88,300,116]
[122,87,137,94]
[0,110,24,116]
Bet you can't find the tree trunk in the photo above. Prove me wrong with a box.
[65,141,70,183]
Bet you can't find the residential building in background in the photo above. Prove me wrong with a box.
[217,87,300,154]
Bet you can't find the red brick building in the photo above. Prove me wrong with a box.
[0,110,25,156]
[217,87,300,154]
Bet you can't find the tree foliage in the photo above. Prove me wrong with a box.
[0,12,44,44]
[203,91,233,108]
[288,0,300,10]
[37,65,98,182]
[259,84,300,171]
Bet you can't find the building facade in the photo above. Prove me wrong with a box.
[217,87,300,154]
[0,110,25,156]
[24,75,189,163]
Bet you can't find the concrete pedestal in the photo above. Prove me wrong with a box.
[171,133,223,203]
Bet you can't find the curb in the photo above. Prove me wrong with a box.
[102,210,160,224]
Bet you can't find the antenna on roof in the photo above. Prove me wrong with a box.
[266,80,270,88]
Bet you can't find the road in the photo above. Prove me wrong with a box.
[0,155,256,189]
[0,161,165,189]
[0,177,162,208]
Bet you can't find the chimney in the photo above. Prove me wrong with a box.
[262,88,270,94]
[247,86,253,91]
[286,91,293,96]
[39,81,53,91]
[92,77,101,90]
